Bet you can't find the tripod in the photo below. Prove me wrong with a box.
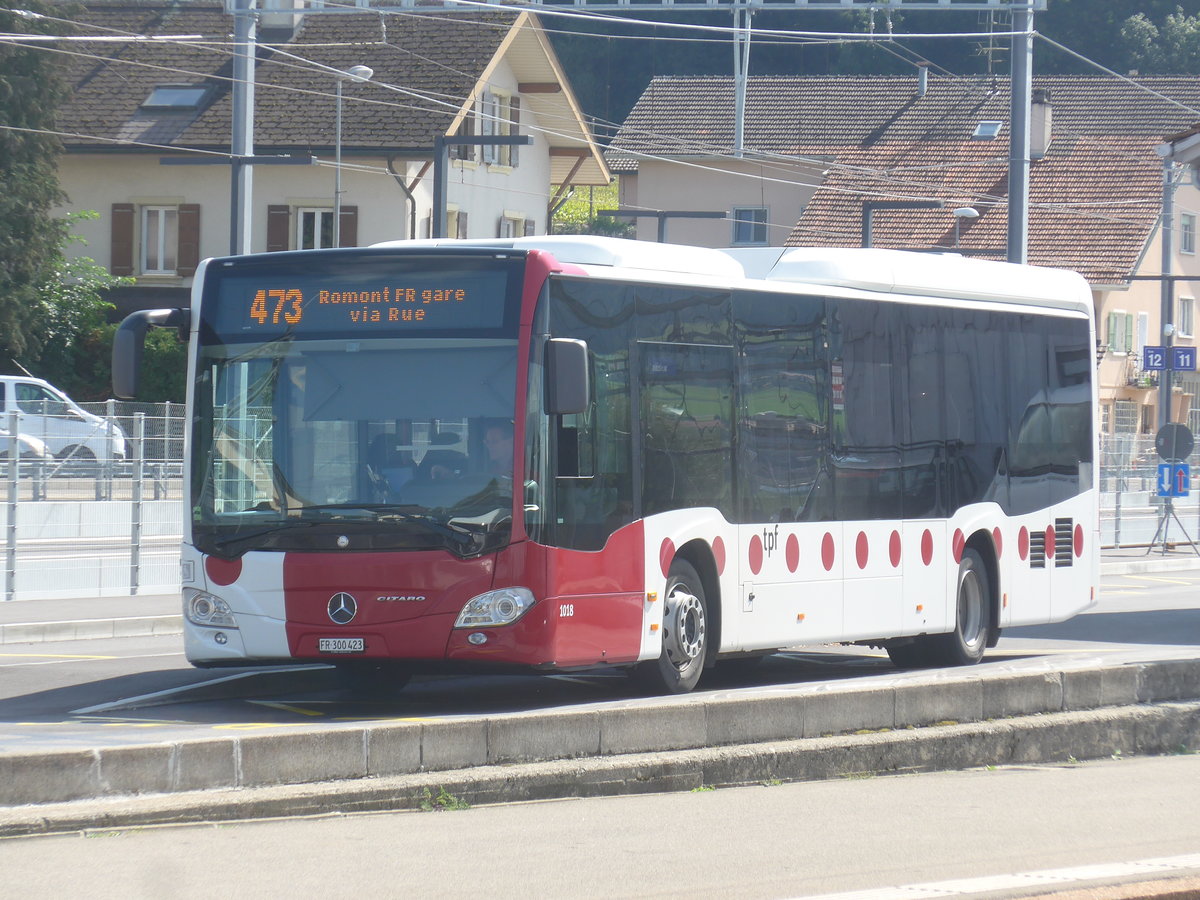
[1144,496,1200,557]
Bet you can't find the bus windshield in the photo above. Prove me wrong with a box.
[190,251,524,558]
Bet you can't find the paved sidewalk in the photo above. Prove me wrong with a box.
[0,547,1196,646]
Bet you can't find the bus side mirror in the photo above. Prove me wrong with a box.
[545,338,589,416]
[112,308,191,399]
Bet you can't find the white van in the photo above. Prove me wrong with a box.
[0,376,127,467]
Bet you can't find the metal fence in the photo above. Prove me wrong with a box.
[1,412,1197,602]
[3,403,185,602]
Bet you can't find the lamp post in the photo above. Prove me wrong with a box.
[334,65,373,248]
[952,206,979,248]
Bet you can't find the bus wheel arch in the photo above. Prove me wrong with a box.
[635,541,719,694]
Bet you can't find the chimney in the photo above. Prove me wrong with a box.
[1031,88,1052,160]
[916,63,929,98]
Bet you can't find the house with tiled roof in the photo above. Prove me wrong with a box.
[50,0,609,315]
[608,74,1200,436]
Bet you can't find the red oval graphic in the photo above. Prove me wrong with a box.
[713,536,726,576]
[1045,526,1056,561]
[821,532,836,572]
[1018,526,1030,561]
[659,539,675,578]
[890,530,902,568]
[1074,524,1084,558]
[921,529,934,566]
[785,533,800,573]
[749,533,764,575]
[205,555,242,586]
[952,529,965,564]
[856,531,869,570]
[992,527,1003,558]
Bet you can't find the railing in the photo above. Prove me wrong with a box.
[0,418,1197,601]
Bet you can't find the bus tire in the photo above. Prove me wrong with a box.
[887,548,991,668]
[636,558,709,694]
[335,661,413,696]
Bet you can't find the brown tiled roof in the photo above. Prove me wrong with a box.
[54,1,517,152]
[609,75,1200,284]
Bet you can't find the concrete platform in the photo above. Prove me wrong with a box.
[1,654,1197,836]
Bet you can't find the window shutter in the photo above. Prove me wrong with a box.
[1107,312,1118,351]
[111,203,135,276]
[457,211,469,239]
[523,218,535,237]
[1124,313,1133,353]
[338,205,358,248]
[267,205,290,252]
[177,204,201,276]
[511,97,520,167]
[482,93,496,164]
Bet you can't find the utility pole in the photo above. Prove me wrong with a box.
[1007,2,1033,264]
[229,0,255,256]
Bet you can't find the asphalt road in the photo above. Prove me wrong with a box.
[0,570,1196,751]
[1,755,1197,900]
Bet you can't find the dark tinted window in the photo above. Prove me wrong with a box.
[545,278,636,550]
[829,301,902,520]
[735,290,830,522]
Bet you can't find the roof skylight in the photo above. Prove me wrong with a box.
[141,85,209,109]
[972,121,1004,140]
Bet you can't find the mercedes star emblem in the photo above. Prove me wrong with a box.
[327,592,358,625]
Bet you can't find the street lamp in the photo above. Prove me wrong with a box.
[952,206,979,248]
[334,65,373,248]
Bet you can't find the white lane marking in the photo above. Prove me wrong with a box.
[69,666,326,715]
[794,852,1200,899]
[0,652,181,668]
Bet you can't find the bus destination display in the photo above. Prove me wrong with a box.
[205,258,515,340]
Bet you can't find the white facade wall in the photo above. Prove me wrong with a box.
[54,59,553,273]
[626,157,825,248]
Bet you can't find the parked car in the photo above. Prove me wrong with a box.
[0,427,52,465]
[0,376,127,468]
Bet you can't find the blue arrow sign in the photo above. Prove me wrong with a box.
[1158,463,1191,498]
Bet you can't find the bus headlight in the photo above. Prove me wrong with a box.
[184,588,239,628]
[454,587,534,628]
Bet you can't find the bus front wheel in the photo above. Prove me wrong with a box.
[636,558,709,694]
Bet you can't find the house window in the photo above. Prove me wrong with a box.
[112,202,198,277]
[972,121,1003,139]
[481,91,520,168]
[1107,310,1133,353]
[1182,213,1196,255]
[142,84,208,109]
[1100,403,1111,434]
[732,207,768,245]
[1180,296,1195,338]
[298,208,335,250]
[499,213,525,238]
[141,206,179,274]
[1113,399,1137,434]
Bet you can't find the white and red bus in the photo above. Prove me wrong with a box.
[114,236,1098,693]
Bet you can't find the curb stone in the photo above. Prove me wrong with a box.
[1,701,1197,837]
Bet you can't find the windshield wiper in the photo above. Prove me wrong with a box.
[208,520,320,552]
[291,503,477,548]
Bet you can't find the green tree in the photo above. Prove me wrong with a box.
[29,211,156,400]
[1120,8,1200,74]
[0,1,71,364]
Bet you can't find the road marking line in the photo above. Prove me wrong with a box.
[248,701,324,717]
[795,852,1200,899]
[1123,574,1197,586]
[0,652,116,660]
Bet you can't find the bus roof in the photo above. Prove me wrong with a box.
[370,237,1093,315]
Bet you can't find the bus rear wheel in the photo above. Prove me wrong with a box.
[887,547,991,669]
[635,558,709,694]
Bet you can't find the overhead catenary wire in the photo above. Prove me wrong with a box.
[2,7,1194,232]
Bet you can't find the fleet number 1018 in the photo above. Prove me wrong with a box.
[250,289,303,325]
